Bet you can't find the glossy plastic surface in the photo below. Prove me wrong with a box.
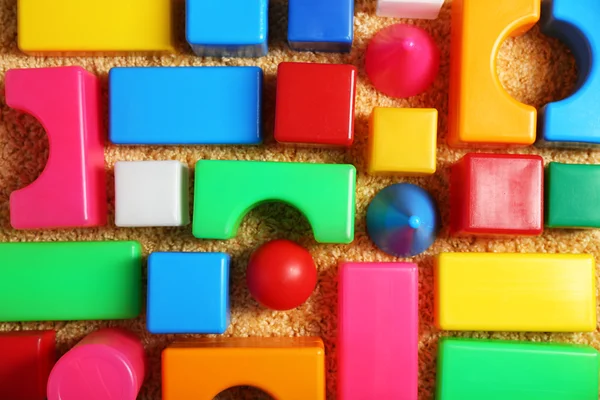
[247,240,317,311]
[437,339,600,400]
[0,241,142,322]
[366,24,440,98]
[367,183,439,257]
[162,337,325,400]
[192,161,356,244]
[368,107,437,175]
[47,329,146,400]
[450,153,544,236]
[110,67,263,145]
[338,263,418,400]
[448,0,539,147]
[274,62,357,147]
[435,253,597,331]
[147,252,230,334]
[5,66,106,229]
[377,0,445,19]
[0,330,55,400]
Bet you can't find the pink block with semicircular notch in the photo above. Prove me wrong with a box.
[5,66,106,229]
[338,262,419,399]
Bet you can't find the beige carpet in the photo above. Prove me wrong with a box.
[0,0,597,399]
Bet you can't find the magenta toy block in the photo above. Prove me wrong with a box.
[5,66,106,229]
[338,262,419,399]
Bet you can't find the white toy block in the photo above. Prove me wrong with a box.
[377,0,444,20]
[115,161,190,227]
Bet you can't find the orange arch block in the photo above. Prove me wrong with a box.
[448,0,540,147]
[162,337,325,400]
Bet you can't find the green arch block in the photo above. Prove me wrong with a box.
[193,161,356,244]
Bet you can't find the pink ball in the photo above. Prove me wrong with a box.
[365,24,440,99]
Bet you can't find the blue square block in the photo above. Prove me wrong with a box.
[288,0,354,53]
[109,67,263,145]
[147,252,230,334]
[186,0,268,57]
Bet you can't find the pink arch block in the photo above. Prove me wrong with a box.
[5,66,106,229]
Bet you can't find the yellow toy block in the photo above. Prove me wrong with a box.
[435,253,597,332]
[368,108,437,176]
[18,0,173,55]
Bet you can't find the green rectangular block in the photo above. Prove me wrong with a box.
[0,241,142,322]
[437,338,600,400]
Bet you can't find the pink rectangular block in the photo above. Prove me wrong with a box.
[338,262,418,399]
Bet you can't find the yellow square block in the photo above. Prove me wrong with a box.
[18,0,174,54]
[435,253,597,332]
[368,108,437,176]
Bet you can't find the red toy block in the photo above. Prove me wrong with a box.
[450,153,544,236]
[0,330,56,400]
[274,62,357,147]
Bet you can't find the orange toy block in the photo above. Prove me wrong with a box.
[162,337,325,399]
[448,0,540,147]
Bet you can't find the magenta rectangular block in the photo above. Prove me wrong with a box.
[338,262,418,399]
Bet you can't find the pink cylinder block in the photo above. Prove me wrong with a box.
[47,328,146,400]
[365,24,440,98]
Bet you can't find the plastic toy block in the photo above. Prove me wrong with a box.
[435,253,597,332]
[5,67,106,229]
[377,0,445,19]
[288,0,354,52]
[17,0,173,55]
[162,337,325,400]
[539,1,600,146]
[0,331,55,400]
[437,339,600,400]
[448,0,539,147]
[274,62,358,147]
[115,161,190,227]
[147,252,230,334]
[338,263,418,400]
[47,329,146,400]
[186,0,268,57]
[450,153,544,236]
[0,241,142,322]
[368,108,437,175]
[193,161,356,244]
[110,67,263,145]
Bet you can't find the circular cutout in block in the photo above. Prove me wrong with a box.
[365,24,440,98]
[367,183,439,257]
[247,239,317,311]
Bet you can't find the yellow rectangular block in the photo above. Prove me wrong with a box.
[368,108,437,176]
[18,0,173,54]
[435,253,597,332]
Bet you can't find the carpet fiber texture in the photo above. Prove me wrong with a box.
[0,0,597,399]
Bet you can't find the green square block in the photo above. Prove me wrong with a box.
[437,338,600,400]
[546,162,600,228]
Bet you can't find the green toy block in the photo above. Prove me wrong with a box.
[437,338,600,400]
[0,241,142,322]
[193,161,356,244]
[546,162,600,228]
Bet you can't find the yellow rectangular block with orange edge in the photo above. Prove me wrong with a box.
[18,0,173,55]
[435,253,597,332]
[162,337,325,400]
[368,107,437,176]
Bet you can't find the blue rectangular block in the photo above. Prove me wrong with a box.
[109,67,263,145]
[147,252,230,334]
[288,0,354,53]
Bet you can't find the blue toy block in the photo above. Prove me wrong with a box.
[186,0,268,57]
[109,67,263,145]
[147,252,230,334]
[539,0,600,147]
[288,0,354,53]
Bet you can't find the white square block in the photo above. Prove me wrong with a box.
[377,0,444,20]
[115,161,190,227]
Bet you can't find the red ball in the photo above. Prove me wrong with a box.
[247,239,317,311]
